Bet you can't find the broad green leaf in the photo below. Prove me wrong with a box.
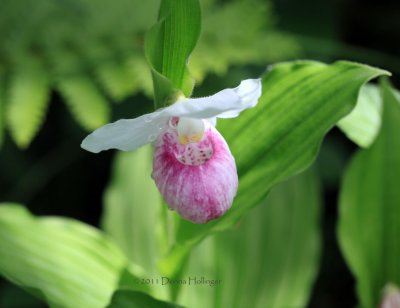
[178,168,321,308]
[107,289,180,308]
[337,80,400,308]
[338,83,382,148]
[145,0,201,107]
[6,58,50,148]
[0,204,127,308]
[102,146,163,276]
[102,146,172,301]
[57,75,110,131]
[158,61,389,277]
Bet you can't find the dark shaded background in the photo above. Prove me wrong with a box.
[1,0,399,306]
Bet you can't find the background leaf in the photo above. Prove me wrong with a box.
[145,0,201,107]
[178,168,321,308]
[102,146,176,301]
[107,289,180,308]
[6,58,50,148]
[102,146,163,277]
[337,83,382,148]
[0,204,128,308]
[158,60,389,277]
[0,68,5,148]
[337,80,400,307]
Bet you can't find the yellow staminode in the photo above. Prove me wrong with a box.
[179,132,204,145]
[177,117,205,145]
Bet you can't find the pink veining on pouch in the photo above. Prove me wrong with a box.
[152,119,238,224]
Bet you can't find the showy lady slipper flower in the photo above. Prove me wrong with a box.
[81,79,262,223]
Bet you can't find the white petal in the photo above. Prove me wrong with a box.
[81,113,168,153]
[157,78,262,120]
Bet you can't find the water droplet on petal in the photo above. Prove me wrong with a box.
[157,123,165,131]
[148,134,157,142]
[144,115,153,123]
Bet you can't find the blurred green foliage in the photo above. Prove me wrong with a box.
[178,168,321,308]
[102,146,164,279]
[0,0,299,148]
[99,60,386,308]
[190,0,300,81]
[0,0,399,307]
[155,61,386,281]
[338,80,400,307]
[107,290,180,308]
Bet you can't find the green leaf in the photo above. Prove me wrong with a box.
[159,60,389,277]
[102,146,163,276]
[0,204,128,308]
[107,289,181,308]
[102,146,173,301]
[57,75,110,131]
[337,83,382,148]
[337,80,400,308]
[178,168,321,308]
[145,0,201,107]
[6,58,50,148]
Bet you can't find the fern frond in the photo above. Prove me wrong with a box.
[190,0,300,82]
[6,58,50,148]
[96,57,138,102]
[56,76,110,131]
[0,0,299,151]
[126,54,154,97]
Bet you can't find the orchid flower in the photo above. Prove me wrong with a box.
[81,79,262,223]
